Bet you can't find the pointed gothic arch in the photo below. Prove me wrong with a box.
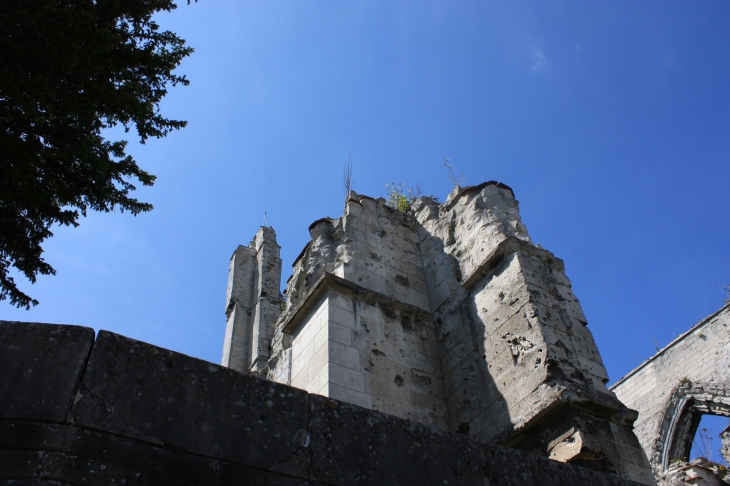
[655,382,730,472]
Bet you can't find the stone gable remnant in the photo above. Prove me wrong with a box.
[612,303,730,485]
[222,181,657,484]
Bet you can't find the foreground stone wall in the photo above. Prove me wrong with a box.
[612,304,730,475]
[1,320,645,486]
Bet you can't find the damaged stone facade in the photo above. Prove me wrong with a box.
[222,181,656,484]
[612,303,730,484]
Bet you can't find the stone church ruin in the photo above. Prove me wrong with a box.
[221,181,656,484]
[3,180,726,485]
[612,303,730,485]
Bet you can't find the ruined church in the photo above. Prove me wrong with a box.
[221,181,657,484]
[2,180,726,485]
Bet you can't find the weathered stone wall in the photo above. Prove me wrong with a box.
[222,226,282,373]
[222,244,256,371]
[228,182,656,484]
[410,184,652,483]
[286,275,448,428]
[1,320,647,486]
[338,195,430,311]
[612,304,730,475]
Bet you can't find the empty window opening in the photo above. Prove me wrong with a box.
[689,414,730,466]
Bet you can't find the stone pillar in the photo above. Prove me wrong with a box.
[414,182,656,485]
[221,227,282,374]
[249,227,282,373]
[222,245,256,372]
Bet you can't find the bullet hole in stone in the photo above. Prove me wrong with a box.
[395,274,409,287]
[570,370,586,383]
[372,349,386,357]
[394,375,404,387]
[457,422,470,435]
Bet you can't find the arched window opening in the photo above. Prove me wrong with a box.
[658,383,730,472]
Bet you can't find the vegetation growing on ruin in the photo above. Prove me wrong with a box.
[443,158,466,187]
[385,182,423,212]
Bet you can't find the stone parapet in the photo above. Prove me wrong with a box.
[0,320,647,486]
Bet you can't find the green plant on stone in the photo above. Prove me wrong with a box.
[385,182,422,213]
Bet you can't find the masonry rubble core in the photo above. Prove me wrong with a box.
[221,181,657,485]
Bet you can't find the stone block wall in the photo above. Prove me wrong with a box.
[612,304,730,474]
[338,196,430,311]
[0,320,648,486]
[289,291,369,408]
[229,182,656,484]
[286,275,448,428]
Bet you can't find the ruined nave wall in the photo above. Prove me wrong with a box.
[612,304,730,474]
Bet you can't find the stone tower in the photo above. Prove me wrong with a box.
[222,226,282,374]
[223,182,656,485]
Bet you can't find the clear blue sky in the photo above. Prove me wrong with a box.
[2,1,728,394]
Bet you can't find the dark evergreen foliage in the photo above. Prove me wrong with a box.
[0,0,194,308]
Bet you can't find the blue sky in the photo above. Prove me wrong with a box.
[3,1,729,404]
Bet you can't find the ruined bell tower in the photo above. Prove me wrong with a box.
[222,226,282,374]
[222,182,657,485]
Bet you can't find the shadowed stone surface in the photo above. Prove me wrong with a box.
[307,394,639,486]
[0,320,647,486]
[71,330,310,471]
[252,185,655,483]
[0,321,93,422]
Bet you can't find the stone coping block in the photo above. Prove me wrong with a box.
[0,320,94,422]
[71,330,310,472]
